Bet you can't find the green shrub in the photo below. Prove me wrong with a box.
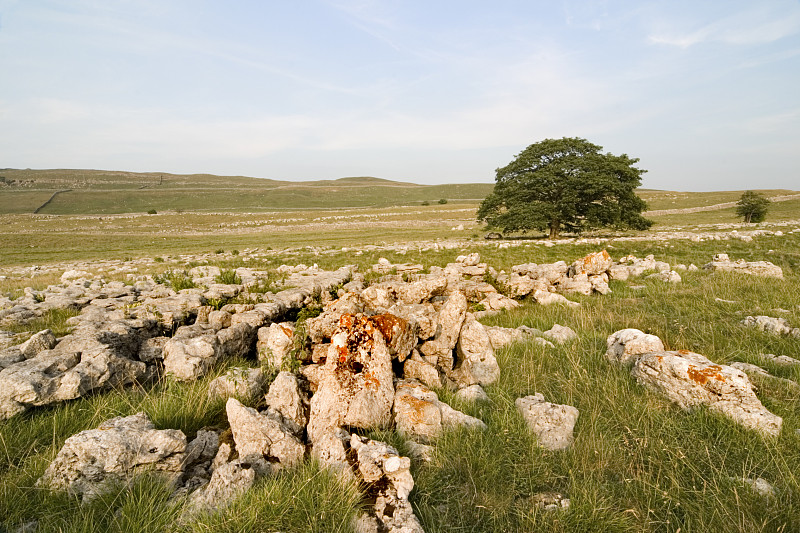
[215,269,242,285]
[153,269,196,291]
[146,209,157,215]
[438,198,448,204]
[153,256,164,263]
[422,200,430,206]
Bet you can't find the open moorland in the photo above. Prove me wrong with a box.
[1,170,799,533]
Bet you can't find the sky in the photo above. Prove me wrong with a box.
[0,0,798,190]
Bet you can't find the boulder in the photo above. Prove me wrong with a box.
[307,315,395,444]
[742,316,800,338]
[37,413,186,501]
[515,394,579,451]
[349,435,425,533]
[703,257,783,279]
[393,380,486,443]
[419,292,468,365]
[226,398,305,468]
[450,315,500,388]
[542,324,577,344]
[264,371,308,435]
[307,293,368,343]
[571,250,612,276]
[207,367,266,403]
[18,329,58,358]
[162,331,222,382]
[185,458,259,515]
[256,322,295,367]
[631,350,782,437]
[533,290,579,307]
[605,329,665,366]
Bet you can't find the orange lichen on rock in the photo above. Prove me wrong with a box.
[687,364,724,385]
[368,313,408,344]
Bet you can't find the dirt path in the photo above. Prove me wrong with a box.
[646,194,800,216]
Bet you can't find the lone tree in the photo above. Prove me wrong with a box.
[477,137,652,239]
[735,191,770,223]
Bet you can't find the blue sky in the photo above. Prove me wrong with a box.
[0,0,798,190]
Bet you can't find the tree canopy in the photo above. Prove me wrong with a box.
[477,137,652,239]
[735,191,770,223]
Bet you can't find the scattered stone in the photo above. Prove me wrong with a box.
[264,371,308,435]
[515,393,579,451]
[226,398,305,468]
[742,316,800,338]
[530,492,571,511]
[703,255,783,279]
[18,329,58,358]
[37,413,186,501]
[542,324,577,344]
[455,384,490,403]
[605,329,665,366]
[631,350,782,437]
[207,366,266,403]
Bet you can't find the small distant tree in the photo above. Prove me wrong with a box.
[736,191,770,223]
[478,137,652,239]
[438,198,448,204]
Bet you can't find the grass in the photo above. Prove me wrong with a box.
[2,307,81,338]
[0,193,799,531]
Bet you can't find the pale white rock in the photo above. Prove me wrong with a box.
[631,350,782,437]
[742,316,800,337]
[450,314,500,387]
[542,324,577,344]
[739,477,776,498]
[387,302,438,340]
[264,371,308,435]
[61,269,90,282]
[393,380,485,443]
[760,353,800,367]
[185,458,259,515]
[216,322,256,359]
[307,293,368,343]
[484,325,527,350]
[256,322,295,367]
[403,354,443,389]
[455,384,490,403]
[458,252,481,266]
[207,310,232,330]
[37,412,186,501]
[605,329,665,366]
[533,289,580,308]
[646,270,682,283]
[515,394,579,451]
[163,332,221,381]
[226,398,305,468]
[478,291,520,313]
[349,434,424,533]
[419,291,468,365]
[207,366,266,402]
[18,329,58,358]
[703,257,783,279]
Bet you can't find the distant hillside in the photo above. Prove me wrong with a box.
[0,169,493,214]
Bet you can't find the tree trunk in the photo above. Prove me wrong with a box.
[549,221,560,240]
[745,212,752,223]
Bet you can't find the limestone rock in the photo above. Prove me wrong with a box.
[264,371,308,435]
[138,336,169,363]
[703,257,783,279]
[571,250,612,276]
[419,292,467,364]
[533,290,579,307]
[646,270,682,283]
[393,380,485,443]
[742,316,800,337]
[207,367,266,402]
[307,314,395,444]
[631,350,782,437]
[37,413,186,501]
[163,331,221,382]
[542,324,577,344]
[455,384,490,403]
[19,329,58,358]
[515,394,579,451]
[307,293,367,343]
[605,329,665,366]
[450,315,500,387]
[402,353,443,389]
[349,435,424,533]
[256,322,295,367]
[226,398,305,468]
[185,458,259,515]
